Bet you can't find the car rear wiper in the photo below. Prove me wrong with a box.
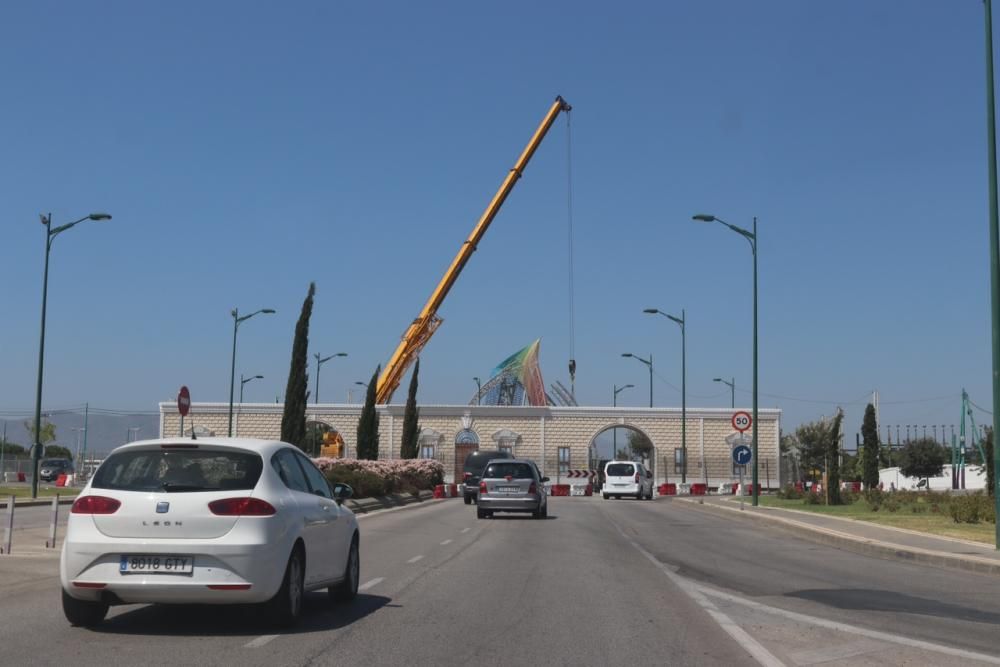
[160,482,221,492]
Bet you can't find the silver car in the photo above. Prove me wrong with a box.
[476,459,548,520]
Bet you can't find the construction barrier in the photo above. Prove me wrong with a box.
[569,483,593,497]
[434,484,457,499]
[658,483,676,496]
[550,484,571,496]
[794,481,805,493]
[55,474,67,487]
[690,483,707,495]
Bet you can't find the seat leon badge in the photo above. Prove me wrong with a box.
[156,501,170,514]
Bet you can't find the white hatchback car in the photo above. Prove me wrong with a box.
[602,461,654,500]
[60,438,360,627]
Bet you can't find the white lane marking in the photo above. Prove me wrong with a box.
[696,584,1000,665]
[407,555,424,564]
[358,577,384,591]
[244,634,279,649]
[460,527,470,533]
[609,522,784,667]
[440,539,453,545]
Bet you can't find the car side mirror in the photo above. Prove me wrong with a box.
[332,483,354,504]
[540,476,550,483]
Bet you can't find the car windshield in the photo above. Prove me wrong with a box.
[91,448,263,493]
[484,462,534,479]
[606,464,635,477]
[41,460,65,467]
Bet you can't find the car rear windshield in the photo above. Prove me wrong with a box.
[606,464,635,477]
[41,459,67,467]
[464,451,508,473]
[92,448,263,493]
[484,462,535,479]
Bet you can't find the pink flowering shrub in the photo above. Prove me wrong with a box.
[313,458,445,498]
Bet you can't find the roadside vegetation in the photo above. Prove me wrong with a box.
[314,458,443,498]
[765,487,996,543]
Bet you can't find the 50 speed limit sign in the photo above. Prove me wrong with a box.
[731,411,752,433]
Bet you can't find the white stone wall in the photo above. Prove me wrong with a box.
[161,403,780,487]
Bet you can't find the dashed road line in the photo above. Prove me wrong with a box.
[407,555,424,564]
[244,634,279,649]
[358,577,384,592]
[440,539,453,545]
[460,528,470,534]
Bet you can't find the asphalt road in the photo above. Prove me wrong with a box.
[2,496,1000,666]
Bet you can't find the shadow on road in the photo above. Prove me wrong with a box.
[487,514,557,521]
[785,588,1000,625]
[89,592,394,636]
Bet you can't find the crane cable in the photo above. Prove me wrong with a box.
[566,108,577,399]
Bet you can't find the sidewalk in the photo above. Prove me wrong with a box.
[681,494,1000,576]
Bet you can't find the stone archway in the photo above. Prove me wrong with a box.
[588,423,658,486]
[454,428,481,484]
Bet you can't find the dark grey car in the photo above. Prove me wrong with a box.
[476,459,548,519]
[39,458,74,482]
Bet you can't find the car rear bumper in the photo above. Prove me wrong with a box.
[478,495,542,512]
[61,525,295,606]
[605,483,641,495]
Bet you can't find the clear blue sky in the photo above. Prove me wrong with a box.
[1,1,995,441]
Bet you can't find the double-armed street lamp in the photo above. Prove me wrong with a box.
[314,352,347,404]
[32,212,112,499]
[693,213,759,506]
[612,383,634,457]
[621,353,653,408]
[228,308,275,436]
[714,377,735,408]
[645,308,686,482]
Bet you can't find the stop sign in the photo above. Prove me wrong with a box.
[177,386,191,417]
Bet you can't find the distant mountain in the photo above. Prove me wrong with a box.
[1,412,159,459]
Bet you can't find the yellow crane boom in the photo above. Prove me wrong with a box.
[376,95,572,403]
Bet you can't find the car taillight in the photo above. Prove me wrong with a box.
[71,496,121,514]
[208,498,276,516]
[635,473,641,483]
[528,482,537,494]
[479,481,487,494]
[463,472,472,482]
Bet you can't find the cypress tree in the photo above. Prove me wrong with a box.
[860,403,880,490]
[357,367,380,460]
[827,409,844,505]
[280,282,315,449]
[400,359,420,459]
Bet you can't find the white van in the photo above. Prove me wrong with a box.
[602,461,653,500]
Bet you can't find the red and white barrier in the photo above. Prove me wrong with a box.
[433,484,460,499]
[658,483,677,496]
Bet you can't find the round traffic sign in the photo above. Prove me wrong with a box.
[732,444,753,465]
[731,411,752,433]
[177,386,191,417]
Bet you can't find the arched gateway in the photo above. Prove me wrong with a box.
[160,404,780,488]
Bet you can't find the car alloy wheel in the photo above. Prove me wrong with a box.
[268,548,304,626]
[331,535,359,603]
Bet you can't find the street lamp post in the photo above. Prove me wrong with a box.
[228,307,276,436]
[240,374,264,404]
[473,377,482,405]
[714,377,735,408]
[314,353,347,404]
[612,383,634,458]
[645,308,686,482]
[621,353,653,408]
[986,0,1000,549]
[31,212,112,499]
[693,213,758,506]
